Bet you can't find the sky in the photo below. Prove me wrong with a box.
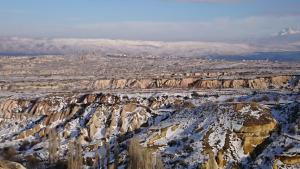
[0,0,300,41]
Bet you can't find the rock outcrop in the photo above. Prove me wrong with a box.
[0,160,26,169]
[276,156,300,165]
[0,75,299,93]
[0,92,299,169]
[234,103,277,154]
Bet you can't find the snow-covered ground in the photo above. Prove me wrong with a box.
[0,90,299,169]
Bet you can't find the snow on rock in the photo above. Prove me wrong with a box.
[0,92,299,169]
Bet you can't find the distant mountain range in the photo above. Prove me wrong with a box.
[0,28,300,61]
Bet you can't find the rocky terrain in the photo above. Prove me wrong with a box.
[0,54,299,96]
[0,54,299,169]
[0,90,300,169]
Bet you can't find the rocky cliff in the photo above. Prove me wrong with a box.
[1,75,299,93]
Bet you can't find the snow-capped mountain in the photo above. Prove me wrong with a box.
[0,36,300,58]
[277,27,300,36]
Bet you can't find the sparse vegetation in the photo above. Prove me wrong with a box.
[48,128,60,165]
[67,137,83,169]
[128,137,164,169]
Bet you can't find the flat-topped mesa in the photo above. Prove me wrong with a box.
[91,75,300,90]
[0,75,299,92]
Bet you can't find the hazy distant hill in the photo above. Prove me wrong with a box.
[0,30,300,61]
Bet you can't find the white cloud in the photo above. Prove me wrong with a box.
[1,35,299,57]
[71,16,300,41]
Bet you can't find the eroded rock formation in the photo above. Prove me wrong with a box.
[1,75,299,93]
[0,91,299,168]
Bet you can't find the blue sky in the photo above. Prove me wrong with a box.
[1,0,300,41]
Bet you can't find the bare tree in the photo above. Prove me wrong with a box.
[48,128,60,165]
[68,137,83,169]
[128,137,164,169]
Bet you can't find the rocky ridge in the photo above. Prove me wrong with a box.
[0,75,299,94]
[0,91,299,169]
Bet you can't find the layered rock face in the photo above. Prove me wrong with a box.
[0,92,299,169]
[0,75,299,93]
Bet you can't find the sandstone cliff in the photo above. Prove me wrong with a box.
[0,75,299,93]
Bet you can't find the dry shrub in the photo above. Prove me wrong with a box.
[67,137,83,169]
[128,137,164,169]
[48,128,60,165]
[154,154,164,169]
